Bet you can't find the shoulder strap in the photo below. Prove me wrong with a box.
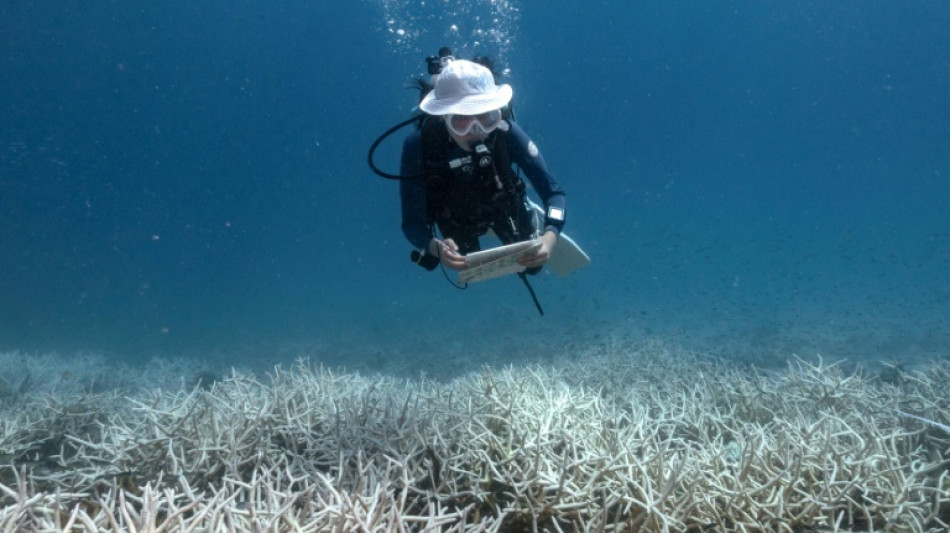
[490,127,524,195]
[420,116,450,170]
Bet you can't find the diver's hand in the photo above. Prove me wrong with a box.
[429,238,467,271]
[519,231,558,269]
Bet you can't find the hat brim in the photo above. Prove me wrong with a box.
[419,84,513,116]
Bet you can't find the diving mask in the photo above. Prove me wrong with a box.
[445,109,505,137]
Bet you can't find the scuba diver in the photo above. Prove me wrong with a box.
[368,48,579,314]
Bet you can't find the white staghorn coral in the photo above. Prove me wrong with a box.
[897,410,950,434]
[0,344,948,532]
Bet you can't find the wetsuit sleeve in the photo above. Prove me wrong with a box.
[399,130,433,250]
[506,122,566,236]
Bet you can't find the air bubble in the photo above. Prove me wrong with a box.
[367,0,520,64]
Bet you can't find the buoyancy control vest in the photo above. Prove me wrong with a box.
[418,116,529,241]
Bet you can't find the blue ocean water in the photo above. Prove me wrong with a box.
[2,1,948,372]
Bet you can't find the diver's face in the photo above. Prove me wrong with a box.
[447,127,488,149]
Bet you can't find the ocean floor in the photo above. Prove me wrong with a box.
[0,338,948,531]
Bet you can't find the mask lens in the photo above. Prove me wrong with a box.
[447,109,503,136]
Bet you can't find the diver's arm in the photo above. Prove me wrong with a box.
[399,131,434,251]
[506,122,566,237]
[399,131,468,270]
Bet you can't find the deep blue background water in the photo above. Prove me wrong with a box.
[2,1,948,371]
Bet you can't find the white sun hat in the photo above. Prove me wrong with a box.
[419,59,513,116]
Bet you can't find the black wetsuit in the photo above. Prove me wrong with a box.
[399,120,566,255]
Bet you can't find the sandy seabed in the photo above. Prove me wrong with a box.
[0,340,948,532]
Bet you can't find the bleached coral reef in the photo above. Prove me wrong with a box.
[1,342,948,531]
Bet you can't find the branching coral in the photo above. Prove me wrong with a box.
[0,345,948,532]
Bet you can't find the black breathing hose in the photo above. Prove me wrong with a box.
[367,115,424,180]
